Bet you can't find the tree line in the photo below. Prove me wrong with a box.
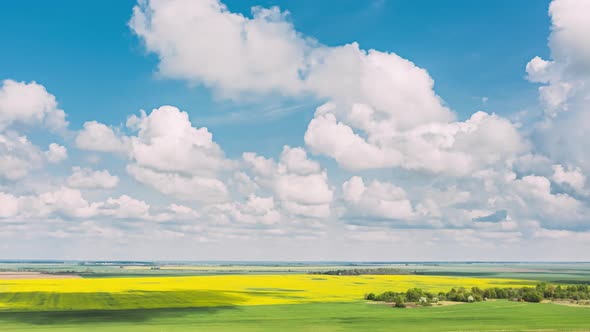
[310,268,411,276]
[365,283,590,308]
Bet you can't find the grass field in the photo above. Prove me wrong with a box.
[0,274,533,311]
[1,266,588,331]
[1,301,589,331]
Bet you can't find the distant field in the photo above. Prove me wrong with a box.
[2,262,590,282]
[1,263,589,331]
[0,274,532,311]
[1,301,589,331]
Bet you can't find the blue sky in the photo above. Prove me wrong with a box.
[0,0,551,156]
[1,0,589,261]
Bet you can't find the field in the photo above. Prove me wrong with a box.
[1,262,590,331]
[0,274,531,311]
[1,301,590,331]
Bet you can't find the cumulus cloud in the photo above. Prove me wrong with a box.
[0,80,69,180]
[552,164,586,194]
[129,2,452,128]
[242,146,333,218]
[0,187,199,223]
[548,0,590,75]
[4,0,590,256]
[127,106,228,176]
[75,121,129,154]
[127,164,229,203]
[125,0,590,238]
[0,132,44,180]
[123,106,231,204]
[99,195,151,219]
[66,167,119,189]
[129,0,309,97]
[0,80,68,132]
[129,0,526,177]
[0,192,20,218]
[511,175,586,229]
[219,194,281,226]
[306,106,526,175]
[527,0,590,171]
[35,187,101,219]
[45,143,68,163]
[342,176,414,221]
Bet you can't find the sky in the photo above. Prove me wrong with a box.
[0,0,589,261]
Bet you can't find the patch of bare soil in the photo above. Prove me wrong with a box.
[436,301,466,306]
[544,299,590,307]
[367,300,466,308]
[0,272,80,280]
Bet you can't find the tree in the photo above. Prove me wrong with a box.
[484,288,497,299]
[405,288,424,302]
[522,290,543,303]
[394,296,406,308]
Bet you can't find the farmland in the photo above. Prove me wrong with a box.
[1,300,590,331]
[0,274,532,311]
[1,263,589,331]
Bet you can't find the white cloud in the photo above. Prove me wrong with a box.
[128,106,228,176]
[279,146,321,175]
[527,0,590,172]
[512,175,583,224]
[242,146,333,218]
[0,132,44,180]
[66,167,119,189]
[75,121,129,154]
[132,0,528,177]
[166,204,200,219]
[0,80,70,180]
[468,170,589,231]
[0,186,200,223]
[45,143,67,163]
[130,0,309,97]
[129,1,453,130]
[0,80,68,132]
[548,0,590,75]
[36,187,101,219]
[123,106,231,204]
[526,56,556,84]
[126,0,545,240]
[0,192,20,218]
[342,176,414,221]
[306,106,526,175]
[99,195,150,219]
[304,107,391,171]
[230,171,259,196]
[226,194,281,225]
[552,164,586,194]
[127,164,229,203]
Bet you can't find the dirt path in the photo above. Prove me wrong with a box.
[0,272,80,280]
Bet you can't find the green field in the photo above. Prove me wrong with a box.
[1,262,590,331]
[1,301,589,331]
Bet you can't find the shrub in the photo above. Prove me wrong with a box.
[394,296,406,308]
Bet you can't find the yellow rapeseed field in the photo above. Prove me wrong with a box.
[0,274,533,311]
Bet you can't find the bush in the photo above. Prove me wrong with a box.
[522,291,543,303]
[405,288,424,302]
[394,296,406,308]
